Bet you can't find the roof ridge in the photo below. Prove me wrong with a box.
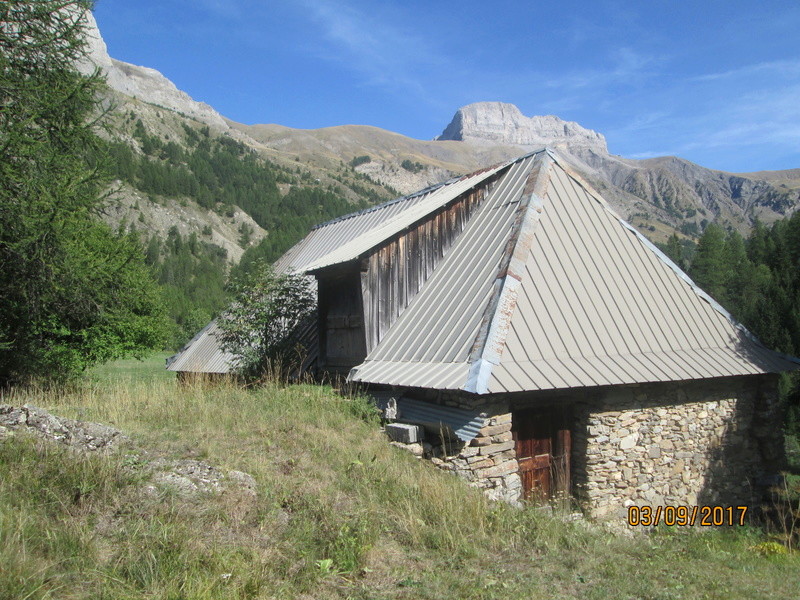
[309,182,448,231]
[310,150,544,232]
[301,160,523,273]
[463,151,555,394]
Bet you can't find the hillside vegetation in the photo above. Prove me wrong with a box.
[97,112,390,348]
[1,373,799,600]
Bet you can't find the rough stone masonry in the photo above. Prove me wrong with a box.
[388,374,782,518]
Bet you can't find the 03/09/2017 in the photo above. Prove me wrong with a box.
[627,505,748,527]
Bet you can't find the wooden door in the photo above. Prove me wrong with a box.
[317,269,368,374]
[512,408,571,501]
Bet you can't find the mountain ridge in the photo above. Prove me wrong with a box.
[81,10,798,246]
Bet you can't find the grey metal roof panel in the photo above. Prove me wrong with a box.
[300,164,510,273]
[273,188,436,274]
[350,360,470,390]
[488,344,792,393]
[349,149,799,392]
[166,319,237,373]
[363,153,541,367]
[486,157,799,392]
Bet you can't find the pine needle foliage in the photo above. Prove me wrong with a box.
[0,1,167,383]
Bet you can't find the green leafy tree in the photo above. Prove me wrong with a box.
[0,1,167,382]
[217,262,315,379]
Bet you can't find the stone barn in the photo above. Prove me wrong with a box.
[171,149,799,517]
[297,149,798,517]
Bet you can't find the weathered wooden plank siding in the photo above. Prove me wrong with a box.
[362,187,487,352]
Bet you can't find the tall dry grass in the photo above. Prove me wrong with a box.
[2,377,800,599]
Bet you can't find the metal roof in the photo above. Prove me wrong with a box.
[349,152,543,386]
[299,163,509,273]
[273,186,438,274]
[349,149,800,392]
[167,169,492,373]
[166,319,237,373]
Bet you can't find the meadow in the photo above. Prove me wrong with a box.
[0,354,798,599]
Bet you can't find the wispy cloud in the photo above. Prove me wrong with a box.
[692,59,800,82]
[294,0,448,105]
[541,48,660,91]
[606,81,800,169]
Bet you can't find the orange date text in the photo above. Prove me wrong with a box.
[627,505,748,527]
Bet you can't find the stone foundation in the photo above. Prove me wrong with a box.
[383,374,783,518]
[425,412,523,504]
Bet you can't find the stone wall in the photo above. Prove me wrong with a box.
[571,375,783,518]
[427,412,523,504]
[384,374,783,518]
[387,389,522,503]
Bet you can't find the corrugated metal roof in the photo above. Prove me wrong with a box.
[349,149,800,391]
[363,153,541,369]
[300,163,509,273]
[349,153,544,387]
[168,170,485,374]
[166,319,237,373]
[368,392,486,442]
[273,186,438,274]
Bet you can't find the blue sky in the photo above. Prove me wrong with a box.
[94,0,800,173]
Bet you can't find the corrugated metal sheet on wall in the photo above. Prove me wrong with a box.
[371,392,485,442]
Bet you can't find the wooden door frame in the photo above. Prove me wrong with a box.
[511,406,572,501]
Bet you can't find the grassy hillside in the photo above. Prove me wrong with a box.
[1,379,799,599]
[94,96,403,350]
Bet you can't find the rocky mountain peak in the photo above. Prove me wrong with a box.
[78,11,228,130]
[436,101,608,154]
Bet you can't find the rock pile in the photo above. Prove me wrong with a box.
[0,404,257,500]
[0,404,126,451]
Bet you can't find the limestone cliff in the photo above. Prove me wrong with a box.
[436,101,607,154]
[79,11,228,130]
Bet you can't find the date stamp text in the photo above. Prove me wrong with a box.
[627,505,748,527]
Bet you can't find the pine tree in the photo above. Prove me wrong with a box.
[688,223,728,304]
[664,233,685,270]
[0,2,167,382]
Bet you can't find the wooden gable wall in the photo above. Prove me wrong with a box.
[360,185,488,353]
[316,178,500,374]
